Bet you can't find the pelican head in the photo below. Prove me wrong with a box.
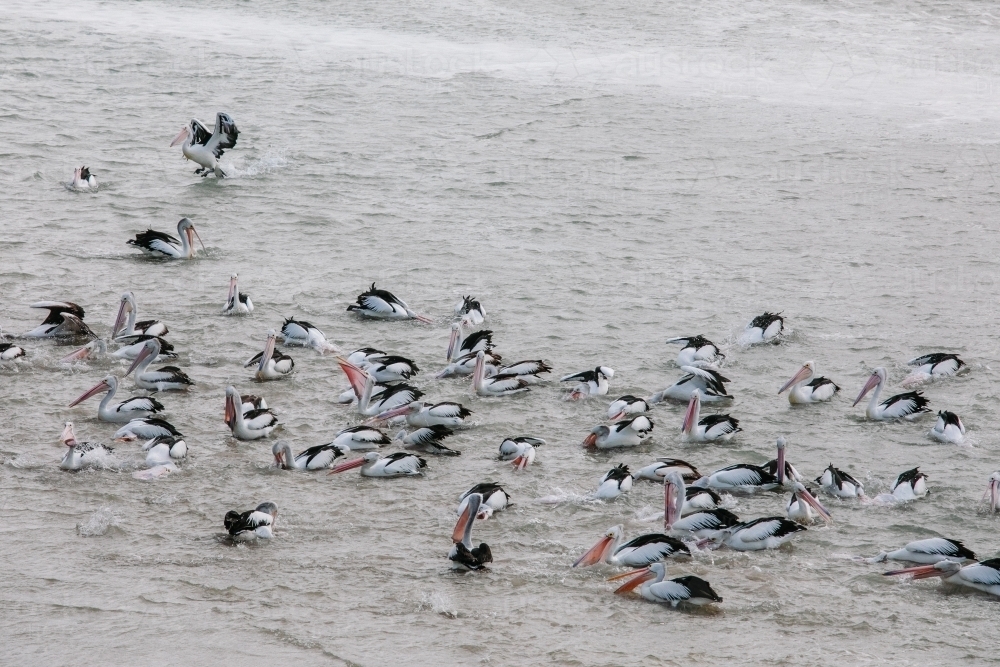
[853,367,887,406]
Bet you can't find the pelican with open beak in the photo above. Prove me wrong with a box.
[337,358,424,415]
[59,339,107,364]
[245,330,294,380]
[127,218,206,259]
[984,472,1000,512]
[610,564,722,607]
[778,361,840,404]
[171,113,239,178]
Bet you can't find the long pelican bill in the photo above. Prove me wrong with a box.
[68,379,110,407]
[169,126,189,147]
[778,363,812,394]
[611,567,654,593]
[328,457,366,475]
[883,564,947,579]
[572,534,613,568]
[853,371,881,406]
[336,357,369,399]
[125,342,155,376]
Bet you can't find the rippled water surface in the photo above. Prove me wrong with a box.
[3,0,1000,664]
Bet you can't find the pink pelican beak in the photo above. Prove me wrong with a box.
[273,449,284,467]
[608,567,655,593]
[794,483,832,523]
[371,403,414,423]
[111,296,131,338]
[60,342,98,363]
[853,371,881,407]
[882,564,949,580]
[511,449,531,470]
[336,357,369,400]
[407,309,433,324]
[572,533,615,567]
[663,477,680,530]
[446,325,460,361]
[68,378,111,407]
[776,439,786,485]
[224,392,236,428]
[986,476,1000,512]
[608,410,626,421]
[779,363,813,394]
[227,275,238,305]
[169,126,189,147]
[451,501,476,543]
[328,457,367,475]
[187,225,206,254]
[681,392,699,433]
[60,422,78,446]
[258,332,276,375]
[125,341,156,376]
[581,432,598,448]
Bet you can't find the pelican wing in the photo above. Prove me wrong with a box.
[880,391,930,418]
[734,517,804,543]
[205,113,238,157]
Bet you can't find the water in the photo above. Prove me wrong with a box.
[2,0,1000,664]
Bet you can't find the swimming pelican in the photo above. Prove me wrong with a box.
[59,422,113,470]
[449,493,492,570]
[928,411,965,443]
[908,353,966,378]
[986,472,1000,512]
[347,284,433,323]
[113,417,182,441]
[245,330,294,380]
[561,366,614,400]
[634,458,701,483]
[111,292,168,339]
[778,361,840,404]
[435,350,502,378]
[329,451,426,477]
[740,312,784,345]
[396,426,460,455]
[763,436,802,486]
[372,401,471,428]
[458,483,510,519]
[887,467,928,501]
[815,464,865,498]
[364,355,419,383]
[224,386,278,440]
[110,335,176,362]
[867,538,976,564]
[170,112,239,177]
[666,336,724,367]
[573,525,689,568]
[661,471,727,520]
[69,375,165,423]
[272,441,347,470]
[127,218,205,259]
[652,366,732,404]
[446,322,494,361]
[690,463,780,493]
[337,358,424,415]
[611,565,723,607]
[786,483,832,524]
[224,502,277,541]
[25,301,94,338]
[72,166,98,190]
[125,339,193,391]
[329,425,391,451]
[582,416,653,450]
[454,295,485,326]
[0,341,26,361]
[709,516,806,551]
[853,367,930,420]
[595,464,633,499]
[142,435,187,466]
[681,390,740,442]
[498,436,544,469]
[222,274,253,315]
[279,317,340,353]
[59,339,106,363]
[607,395,652,420]
[492,359,551,383]
[473,350,530,396]
[884,559,1000,598]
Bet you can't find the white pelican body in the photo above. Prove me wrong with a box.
[740,312,784,345]
[126,339,193,391]
[224,502,277,541]
[473,350,529,396]
[583,415,653,450]
[143,436,187,466]
[634,458,700,483]
[663,472,747,538]
[653,366,731,403]
[364,355,419,383]
[223,274,253,314]
[110,336,175,362]
[245,330,294,380]
[691,464,780,492]
[868,538,976,564]
[885,559,1000,598]
[681,390,739,442]
[0,342,26,361]
[113,417,182,441]
[25,301,94,338]
[436,350,501,378]
[272,441,346,470]
[329,451,426,477]
[607,395,651,420]
[987,472,1000,512]
[785,482,832,524]
[279,317,339,353]
[595,464,633,499]
[561,366,614,400]
[127,218,205,259]
[778,361,839,404]
[397,426,459,455]
[815,464,865,498]
[347,283,432,322]
[59,422,112,471]
[111,292,168,339]
[446,322,494,361]
[907,353,966,380]
[458,482,510,519]
[666,335,724,367]
[374,401,471,428]
[449,493,492,570]
[498,436,544,469]
[573,525,689,568]
[888,467,928,501]
[331,425,391,451]
[928,411,965,443]
[455,296,485,326]
[712,517,806,551]
[853,367,930,420]
[72,166,98,190]
[170,113,239,177]
[612,564,723,606]
[69,375,165,423]
[337,358,424,415]
[224,386,277,440]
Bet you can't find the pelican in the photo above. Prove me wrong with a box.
[498,436,544,469]
[142,435,187,466]
[666,335,724,367]
[853,368,930,420]
[778,361,839,404]
[492,359,551,383]
[661,471,725,518]
[458,483,510,518]
[681,390,740,442]
[0,341,26,361]
[596,464,634,500]
[372,401,471,428]
[365,355,419,383]
[111,292,167,339]
[928,411,965,443]
[224,502,277,541]
[786,483,832,524]
[71,166,98,190]
[652,366,732,404]
[25,301,94,338]
[446,322,494,361]
[740,312,784,345]
[170,112,239,177]
[69,375,165,423]
[272,441,347,470]
[125,339,192,391]
[330,425,391,451]
[887,467,928,501]
[396,426,460,455]
[436,350,501,378]
[607,395,652,420]
[59,339,106,363]
[224,386,277,440]
[111,335,176,362]
[245,330,294,380]
[690,463,780,493]
[279,317,340,353]
[710,516,806,551]
[867,538,976,564]
[59,422,112,470]
[455,295,485,326]
[113,417,182,441]
[347,283,433,323]
[634,458,700,484]
[449,493,492,570]
[908,353,966,378]
[611,565,722,606]
[127,218,205,259]
[815,464,865,498]
[884,559,1000,598]
[222,274,253,315]
[583,416,653,450]
[763,436,802,485]
[986,472,1000,512]
[561,366,614,400]
[573,525,689,568]
[329,451,426,477]
[473,350,530,396]
[683,486,723,514]
[337,358,424,415]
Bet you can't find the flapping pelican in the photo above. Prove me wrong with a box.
[25,302,94,338]
[347,283,432,322]
[778,361,839,404]
[127,218,205,259]
[170,112,239,177]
